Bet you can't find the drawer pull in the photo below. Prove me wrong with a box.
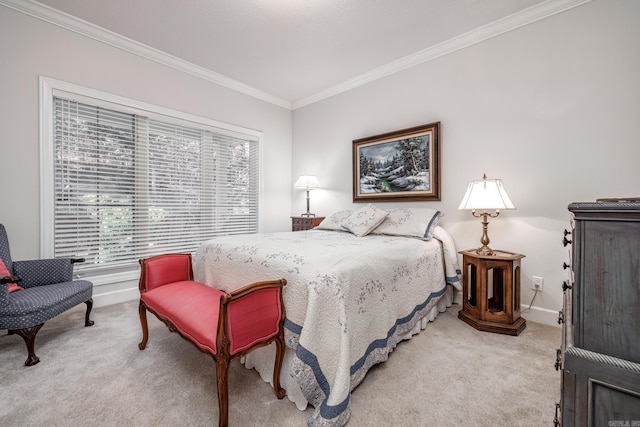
[554,402,561,426]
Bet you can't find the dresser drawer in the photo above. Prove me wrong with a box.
[562,347,640,426]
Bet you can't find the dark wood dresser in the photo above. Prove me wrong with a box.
[556,201,640,426]
[291,216,324,231]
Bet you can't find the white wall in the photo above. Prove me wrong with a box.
[292,0,640,325]
[2,1,639,323]
[0,5,293,305]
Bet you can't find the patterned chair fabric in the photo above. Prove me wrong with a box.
[0,224,94,366]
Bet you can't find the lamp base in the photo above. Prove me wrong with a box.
[475,245,494,256]
[299,191,317,218]
[472,210,500,257]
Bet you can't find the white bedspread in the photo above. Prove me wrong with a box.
[193,226,461,426]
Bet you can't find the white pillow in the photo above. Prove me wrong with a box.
[341,204,389,237]
[370,208,442,240]
[315,210,354,231]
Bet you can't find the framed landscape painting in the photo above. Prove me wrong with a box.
[353,122,440,202]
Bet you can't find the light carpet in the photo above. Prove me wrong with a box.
[0,300,560,426]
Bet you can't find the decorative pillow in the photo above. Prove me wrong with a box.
[8,283,23,292]
[341,204,389,237]
[0,259,23,292]
[370,208,442,240]
[315,210,354,231]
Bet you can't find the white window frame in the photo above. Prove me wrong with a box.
[39,76,264,283]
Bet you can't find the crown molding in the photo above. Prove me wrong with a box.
[0,0,292,110]
[3,0,591,111]
[292,0,593,109]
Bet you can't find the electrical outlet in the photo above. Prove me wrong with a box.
[532,276,544,291]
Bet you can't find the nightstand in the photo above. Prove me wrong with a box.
[458,249,526,336]
[291,216,324,231]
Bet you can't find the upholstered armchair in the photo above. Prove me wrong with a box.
[0,224,94,366]
[138,253,287,427]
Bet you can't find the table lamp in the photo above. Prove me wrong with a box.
[458,174,515,255]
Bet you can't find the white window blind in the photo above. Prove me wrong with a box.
[51,95,259,274]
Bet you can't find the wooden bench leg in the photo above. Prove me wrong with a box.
[216,356,230,427]
[11,323,44,366]
[273,333,286,399]
[138,301,149,350]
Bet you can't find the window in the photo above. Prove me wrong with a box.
[41,78,261,276]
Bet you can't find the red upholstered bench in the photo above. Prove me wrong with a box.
[137,253,286,427]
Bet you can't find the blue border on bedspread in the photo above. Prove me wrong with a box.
[284,284,450,426]
[447,269,462,287]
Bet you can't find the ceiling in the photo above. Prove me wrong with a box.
[31,0,572,107]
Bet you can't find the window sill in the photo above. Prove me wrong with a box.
[76,269,139,287]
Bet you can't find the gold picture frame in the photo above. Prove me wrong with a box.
[353,122,440,202]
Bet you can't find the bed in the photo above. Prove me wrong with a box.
[193,206,461,426]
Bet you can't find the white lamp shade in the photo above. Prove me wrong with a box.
[458,177,515,210]
[294,175,320,189]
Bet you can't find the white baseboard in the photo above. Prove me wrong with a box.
[453,288,560,328]
[89,286,561,328]
[93,286,138,307]
[521,304,561,328]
